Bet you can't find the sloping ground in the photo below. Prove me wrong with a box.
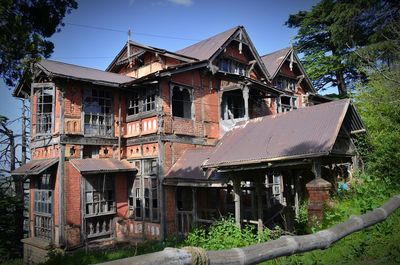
[264,177,400,265]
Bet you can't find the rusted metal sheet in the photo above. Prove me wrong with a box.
[37,60,134,85]
[204,99,364,169]
[11,158,58,176]
[70,158,137,175]
[176,26,239,60]
[261,47,291,79]
[165,148,222,185]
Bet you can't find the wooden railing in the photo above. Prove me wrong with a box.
[177,211,193,237]
[97,195,400,265]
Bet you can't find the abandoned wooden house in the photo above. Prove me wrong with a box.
[12,26,365,264]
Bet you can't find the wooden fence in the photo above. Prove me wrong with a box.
[98,195,400,265]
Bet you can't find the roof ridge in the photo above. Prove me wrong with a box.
[261,47,291,58]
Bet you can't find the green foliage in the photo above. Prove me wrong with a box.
[263,174,400,265]
[0,259,22,265]
[286,0,400,95]
[185,217,280,250]
[0,187,23,261]
[354,68,400,184]
[0,0,78,86]
[40,239,179,265]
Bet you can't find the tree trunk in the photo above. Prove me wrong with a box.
[336,70,348,97]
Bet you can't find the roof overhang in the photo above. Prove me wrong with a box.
[70,158,137,175]
[11,158,58,176]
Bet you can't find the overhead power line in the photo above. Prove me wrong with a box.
[65,23,200,41]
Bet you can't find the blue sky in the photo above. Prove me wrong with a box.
[0,0,319,128]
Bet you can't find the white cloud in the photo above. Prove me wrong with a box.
[168,0,193,6]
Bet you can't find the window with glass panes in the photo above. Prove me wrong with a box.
[83,88,113,136]
[84,174,115,239]
[128,159,159,222]
[33,173,53,241]
[127,88,156,116]
[35,85,54,134]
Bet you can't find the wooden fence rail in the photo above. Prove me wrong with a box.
[98,195,400,265]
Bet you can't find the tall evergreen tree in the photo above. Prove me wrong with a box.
[286,0,400,96]
[0,0,78,87]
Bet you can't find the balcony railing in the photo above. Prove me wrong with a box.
[85,215,113,239]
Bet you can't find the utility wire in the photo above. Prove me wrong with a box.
[66,23,201,41]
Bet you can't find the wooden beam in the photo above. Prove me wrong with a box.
[233,179,242,227]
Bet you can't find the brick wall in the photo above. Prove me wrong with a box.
[64,161,81,226]
[31,145,60,160]
[115,173,129,218]
[165,186,176,237]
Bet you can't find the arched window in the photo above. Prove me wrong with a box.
[172,86,192,119]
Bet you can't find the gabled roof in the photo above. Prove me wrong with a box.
[261,47,315,92]
[178,26,270,80]
[203,99,365,169]
[37,59,134,85]
[176,26,240,61]
[106,40,197,72]
[261,47,292,79]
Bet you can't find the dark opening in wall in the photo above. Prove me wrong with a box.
[221,89,245,120]
[172,86,192,119]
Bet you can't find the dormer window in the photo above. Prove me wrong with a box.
[219,58,246,76]
[275,77,296,92]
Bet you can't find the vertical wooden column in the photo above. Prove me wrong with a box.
[192,188,197,226]
[255,177,264,233]
[242,85,249,119]
[233,179,242,227]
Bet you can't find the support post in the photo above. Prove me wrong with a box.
[306,160,331,222]
[242,85,249,119]
[233,179,242,227]
[192,188,197,226]
[255,177,263,233]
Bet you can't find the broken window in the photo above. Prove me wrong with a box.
[219,58,246,75]
[33,173,53,241]
[83,146,99,159]
[84,174,115,239]
[172,86,192,119]
[274,77,296,92]
[83,88,113,136]
[127,88,156,116]
[266,174,284,205]
[128,159,159,222]
[278,96,297,113]
[35,84,54,134]
[221,89,245,120]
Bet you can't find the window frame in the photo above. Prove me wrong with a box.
[83,174,115,240]
[218,57,246,76]
[128,159,159,222]
[170,84,194,120]
[127,87,157,118]
[277,95,297,113]
[82,87,114,137]
[32,83,55,135]
[33,172,54,241]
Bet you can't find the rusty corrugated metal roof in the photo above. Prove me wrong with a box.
[261,47,291,79]
[11,158,58,176]
[176,26,240,60]
[203,99,364,168]
[38,60,134,86]
[70,158,137,175]
[165,148,216,180]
